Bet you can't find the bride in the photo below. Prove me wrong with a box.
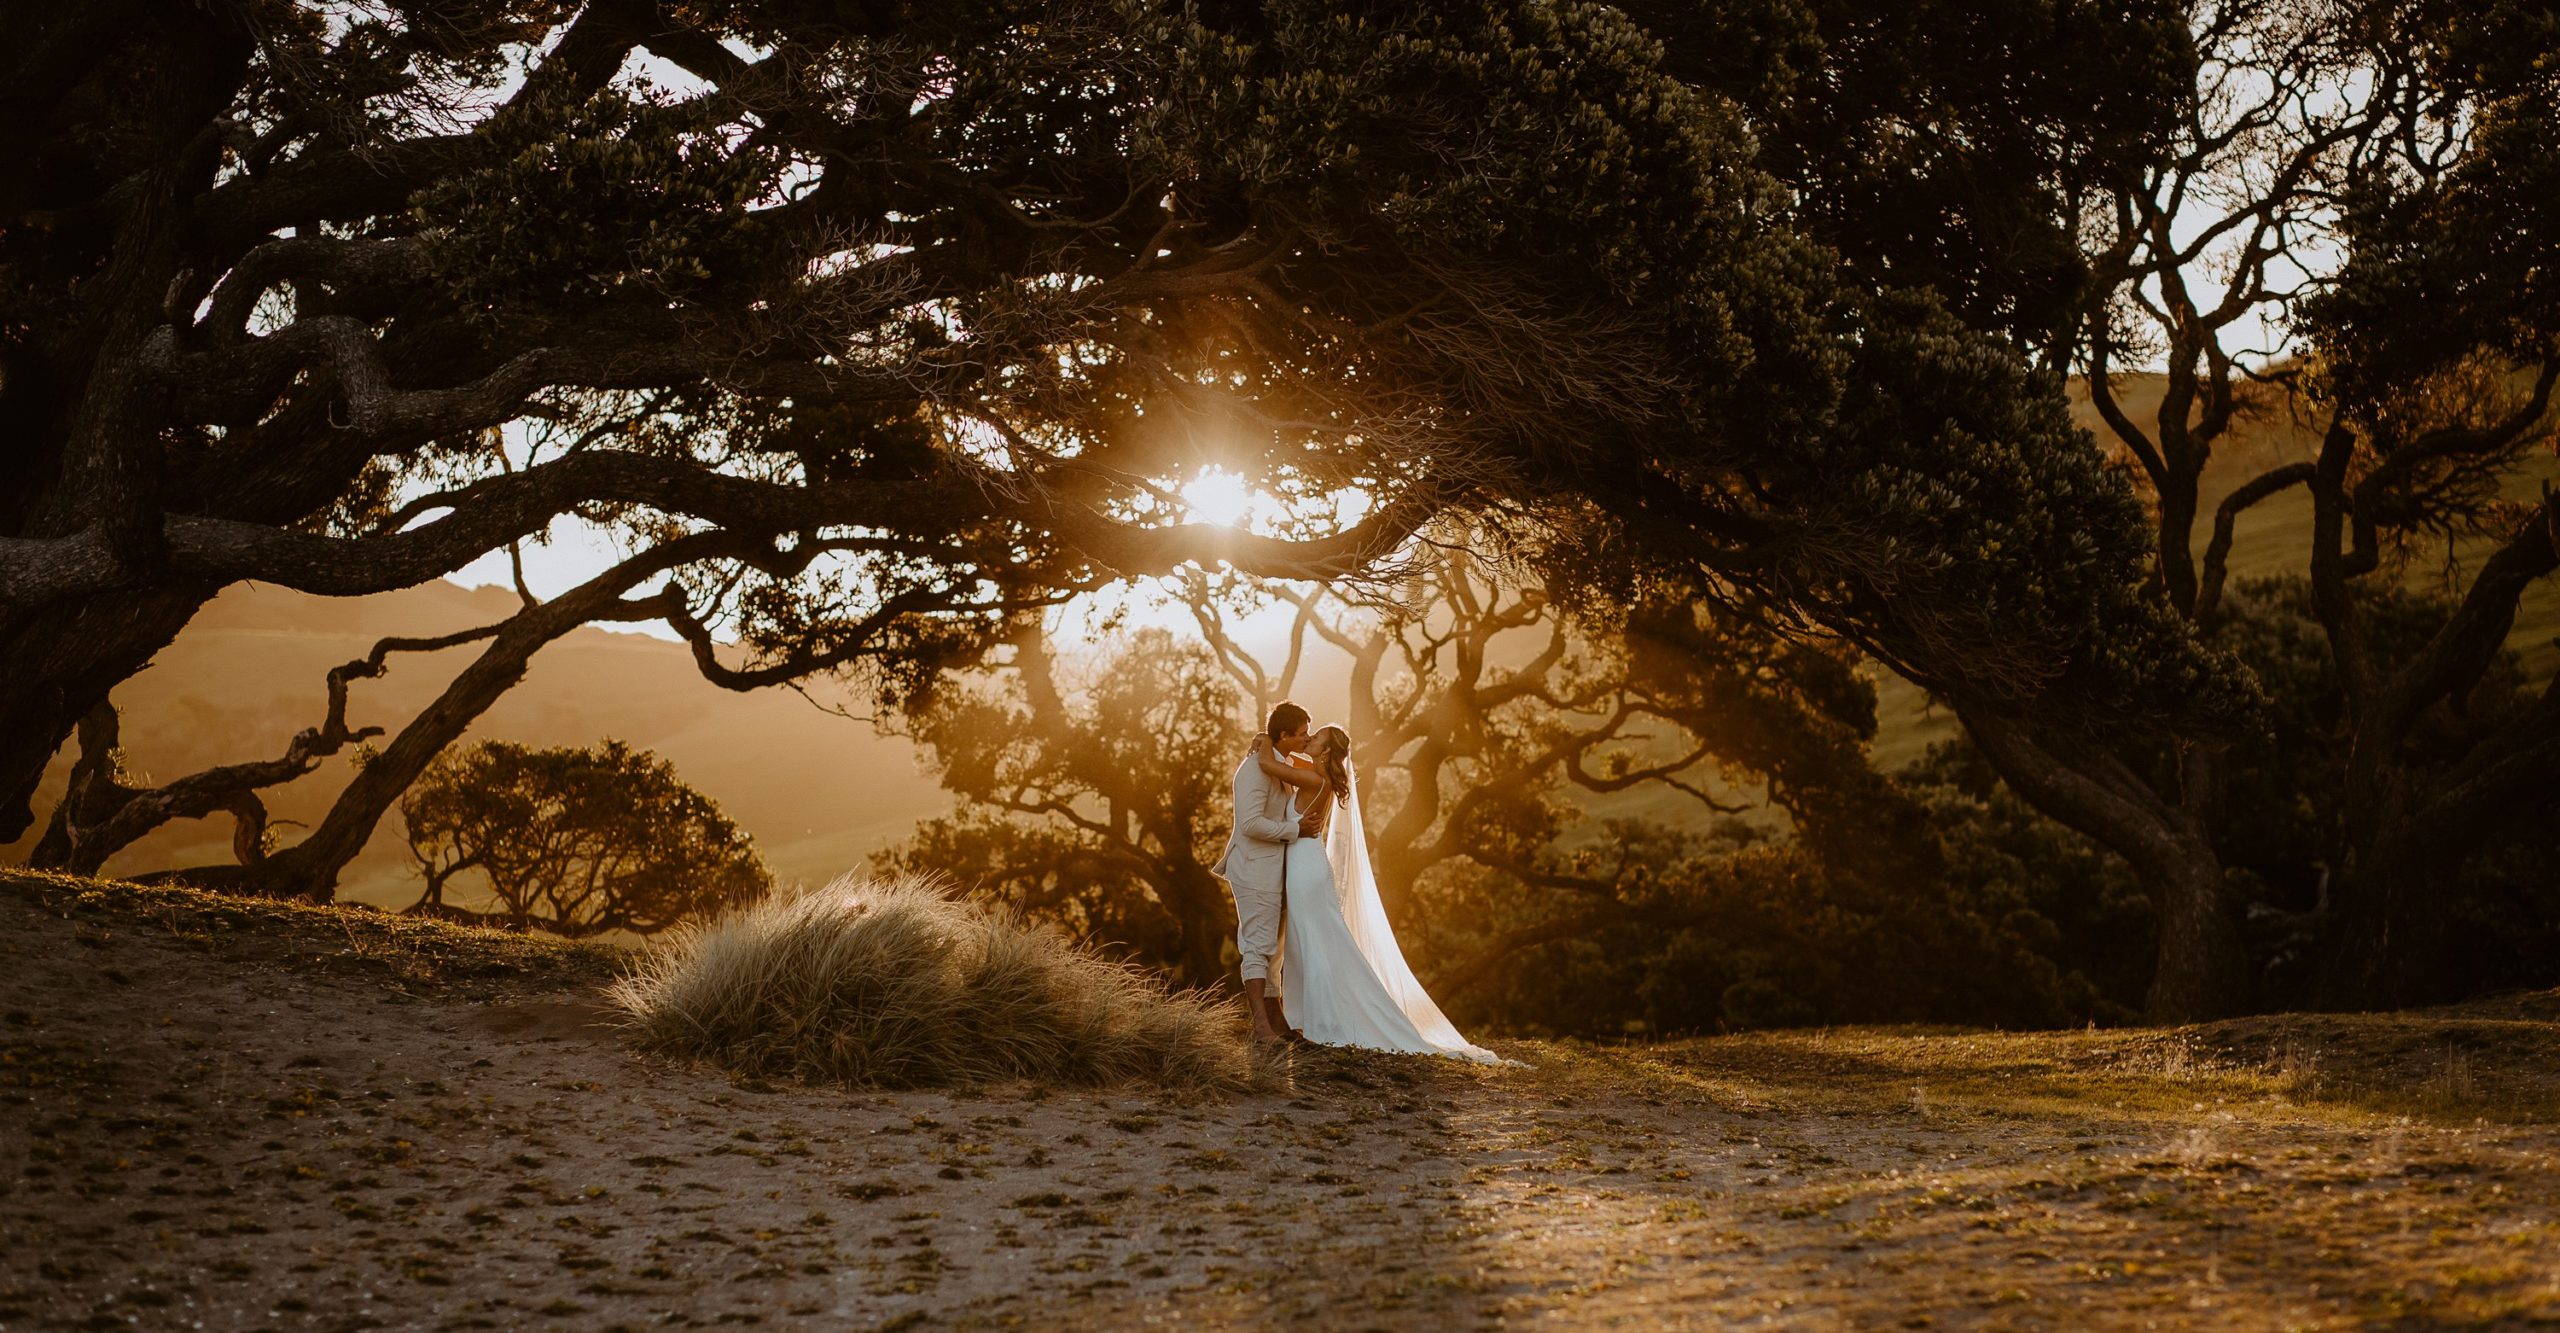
[1248,726,1503,1064]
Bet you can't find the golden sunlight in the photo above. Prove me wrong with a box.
[1176,468,1255,527]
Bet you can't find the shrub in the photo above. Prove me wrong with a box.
[606,873,1265,1092]
[401,739,770,937]
[1419,805,2150,1038]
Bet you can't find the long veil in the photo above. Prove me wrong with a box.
[1324,759,1500,1061]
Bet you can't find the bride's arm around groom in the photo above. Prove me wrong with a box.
[1230,748,1303,851]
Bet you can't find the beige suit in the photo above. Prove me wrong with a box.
[1212,750,1299,982]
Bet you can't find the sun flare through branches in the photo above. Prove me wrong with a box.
[1175,468,1256,528]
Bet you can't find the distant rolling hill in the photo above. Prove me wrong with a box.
[7,374,2551,904]
[0,579,948,908]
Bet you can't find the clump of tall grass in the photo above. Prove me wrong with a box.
[2423,1044,2481,1111]
[607,874,1265,1093]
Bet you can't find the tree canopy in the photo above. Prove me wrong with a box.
[1667,0,2560,1016]
[401,738,769,936]
[1,0,2240,907]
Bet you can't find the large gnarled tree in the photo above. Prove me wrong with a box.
[0,0,1821,895]
[1901,0,2556,1013]
[7,0,2249,1006]
[1608,0,2557,1018]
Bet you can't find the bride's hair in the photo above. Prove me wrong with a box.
[1314,725,1352,807]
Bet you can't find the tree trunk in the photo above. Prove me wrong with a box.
[0,590,211,842]
[2305,810,2471,1012]
[2141,838,2254,1022]
[1958,705,2252,1022]
[2,10,250,841]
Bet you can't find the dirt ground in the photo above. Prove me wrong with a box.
[7,874,2560,1331]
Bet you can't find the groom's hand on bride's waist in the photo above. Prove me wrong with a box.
[1298,814,1322,837]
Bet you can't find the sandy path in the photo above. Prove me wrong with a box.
[7,880,2560,1330]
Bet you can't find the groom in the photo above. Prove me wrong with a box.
[1214,701,1322,1045]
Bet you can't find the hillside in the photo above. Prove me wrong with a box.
[6,871,2560,1328]
[0,580,951,907]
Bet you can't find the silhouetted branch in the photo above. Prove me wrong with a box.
[2197,462,2318,623]
[26,621,503,876]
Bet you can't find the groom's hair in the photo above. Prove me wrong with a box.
[1265,701,1310,741]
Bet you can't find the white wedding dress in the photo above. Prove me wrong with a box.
[1274,762,1503,1064]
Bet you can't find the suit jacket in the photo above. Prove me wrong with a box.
[1213,749,1298,889]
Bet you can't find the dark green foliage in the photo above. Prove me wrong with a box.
[400,739,771,936]
[1633,0,2194,358]
[1419,802,2151,1037]
[419,84,786,314]
[1618,0,2559,1017]
[2202,578,2560,999]
[1897,747,2158,1018]
[2307,4,2560,411]
[2439,825,2560,999]
[1136,3,2249,740]
[1770,292,2261,727]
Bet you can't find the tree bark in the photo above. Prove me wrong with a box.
[0,6,244,841]
[0,589,211,842]
[1958,705,2251,1022]
[2297,450,2560,1007]
[2310,678,2560,1011]
[2141,839,2255,1023]
[2308,865,2442,1012]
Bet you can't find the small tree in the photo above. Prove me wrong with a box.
[1933,0,2560,1013]
[877,627,1242,988]
[400,740,770,937]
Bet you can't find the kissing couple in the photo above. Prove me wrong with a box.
[1211,702,1501,1063]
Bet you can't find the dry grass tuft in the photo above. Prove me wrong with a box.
[607,873,1267,1093]
[2424,1043,2482,1111]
